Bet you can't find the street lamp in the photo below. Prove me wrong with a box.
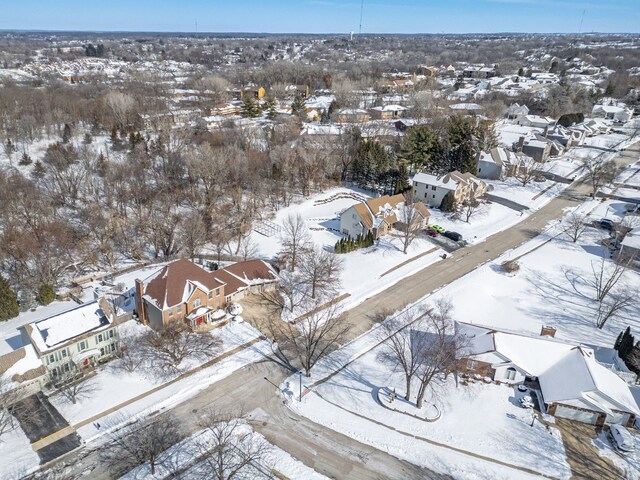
[299,371,303,401]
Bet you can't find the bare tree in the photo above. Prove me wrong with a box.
[590,256,629,303]
[115,333,144,373]
[596,289,636,329]
[279,213,312,271]
[267,303,350,377]
[192,410,273,480]
[414,299,468,409]
[0,375,18,439]
[398,193,426,254]
[104,91,136,130]
[56,372,98,405]
[459,198,483,223]
[581,155,621,196]
[376,306,432,401]
[100,413,183,476]
[564,211,589,243]
[516,156,540,187]
[298,247,343,299]
[143,322,222,374]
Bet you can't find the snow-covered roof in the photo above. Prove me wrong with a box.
[26,301,113,353]
[622,228,640,250]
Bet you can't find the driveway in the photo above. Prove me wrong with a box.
[11,392,81,464]
[555,419,622,480]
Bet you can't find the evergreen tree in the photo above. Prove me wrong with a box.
[291,95,306,119]
[440,191,457,213]
[62,123,72,144]
[618,327,635,360]
[31,160,46,180]
[0,275,19,321]
[240,95,262,118]
[264,97,278,120]
[37,284,56,306]
[394,162,410,194]
[19,152,32,166]
[400,125,439,172]
[447,115,478,174]
[518,67,524,77]
[614,330,624,350]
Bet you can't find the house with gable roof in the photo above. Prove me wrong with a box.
[412,171,488,208]
[457,322,640,427]
[339,193,430,239]
[135,258,277,330]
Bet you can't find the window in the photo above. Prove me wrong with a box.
[63,362,70,373]
[424,192,427,199]
[78,341,87,352]
[49,354,55,364]
[467,360,478,370]
[215,288,220,296]
[62,349,67,358]
[208,291,213,299]
[193,298,202,308]
[431,185,436,191]
[505,367,517,381]
[108,330,114,339]
[168,309,173,317]
[109,343,116,353]
[96,333,103,343]
[432,194,436,199]
[413,181,417,187]
[100,347,105,357]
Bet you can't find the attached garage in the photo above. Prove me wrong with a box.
[554,405,599,425]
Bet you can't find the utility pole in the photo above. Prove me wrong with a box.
[359,0,364,35]
[578,9,585,34]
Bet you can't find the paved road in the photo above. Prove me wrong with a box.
[37,143,640,480]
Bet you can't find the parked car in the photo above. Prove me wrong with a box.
[444,231,463,242]
[428,224,446,234]
[425,228,438,237]
[599,218,615,231]
[519,396,534,409]
[608,424,636,454]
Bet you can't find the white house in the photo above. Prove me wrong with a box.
[505,103,529,120]
[412,171,488,208]
[514,114,557,129]
[476,147,529,180]
[458,322,640,427]
[592,104,633,123]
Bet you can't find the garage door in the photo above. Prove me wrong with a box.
[605,411,630,426]
[555,405,599,424]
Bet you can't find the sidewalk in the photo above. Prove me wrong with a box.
[31,336,265,451]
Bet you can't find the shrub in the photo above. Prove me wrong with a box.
[0,276,19,321]
[37,284,56,305]
[501,260,520,274]
[440,191,457,213]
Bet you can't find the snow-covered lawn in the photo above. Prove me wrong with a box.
[50,321,270,441]
[120,423,328,480]
[593,430,640,480]
[0,420,40,480]
[289,345,570,479]
[427,200,640,348]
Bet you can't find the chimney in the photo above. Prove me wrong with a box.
[540,325,556,338]
[516,136,525,152]
[134,279,147,325]
[543,125,549,137]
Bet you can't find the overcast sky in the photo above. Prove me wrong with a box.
[1,0,638,33]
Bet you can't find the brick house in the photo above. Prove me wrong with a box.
[457,322,640,427]
[135,258,278,330]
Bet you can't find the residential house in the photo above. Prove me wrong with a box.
[592,104,634,123]
[505,103,529,120]
[514,114,557,129]
[135,258,277,330]
[619,227,640,263]
[517,136,552,162]
[546,125,586,149]
[476,147,530,180]
[412,171,488,208]
[463,66,497,79]
[339,194,430,239]
[335,109,371,124]
[457,322,640,427]
[368,105,407,120]
[19,299,120,381]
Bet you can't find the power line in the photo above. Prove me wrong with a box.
[578,9,585,34]
[359,0,364,35]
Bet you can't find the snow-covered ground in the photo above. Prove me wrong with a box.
[0,419,40,480]
[593,430,640,480]
[50,321,271,441]
[120,423,328,480]
[289,346,570,479]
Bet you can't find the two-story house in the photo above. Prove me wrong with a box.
[340,193,430,239]
[19,299,120,381]
[412,171,488,208]
[135,258,227,330]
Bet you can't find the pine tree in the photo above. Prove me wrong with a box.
[291,95,306,119]
[264,97,278,120]
[614,330,624,350]
[400,125,439,172]
[31,160,46,180]
[619,327,635,360]
[320,108,329,124]
[440,191,457,213]
[447,115,478,174]
[19,152,32,166]
[241,96,261,118]
[62,123,72,144]
[37,284,56,306]
[0,275,19,321]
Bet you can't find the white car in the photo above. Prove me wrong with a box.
[609,424,635,454]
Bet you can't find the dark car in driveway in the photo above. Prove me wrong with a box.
[444,231,463,242]
[599,218,615,231]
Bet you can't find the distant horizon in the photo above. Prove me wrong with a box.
[1,0,638,35]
